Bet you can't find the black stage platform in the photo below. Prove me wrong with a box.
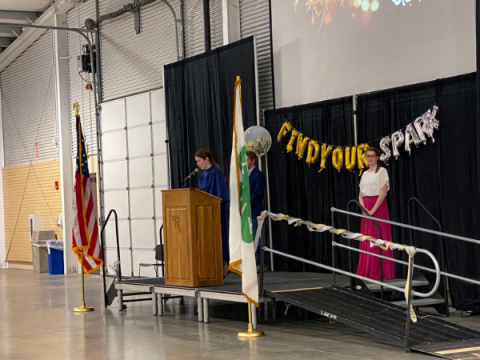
[117,271,350,293]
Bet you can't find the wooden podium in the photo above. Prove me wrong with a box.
[161,188,224,287]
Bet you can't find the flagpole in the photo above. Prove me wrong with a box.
[237,300,264,338]
[73,253,94,312]
[230,76,264,338]
[72,101,98,313]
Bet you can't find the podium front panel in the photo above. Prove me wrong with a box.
[162,188,223,287]
[195,205,221,282]
[164,207,192,283]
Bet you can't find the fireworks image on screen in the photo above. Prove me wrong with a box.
[392,0,421,6]
[294,0,422,35]
[293,0,345,24]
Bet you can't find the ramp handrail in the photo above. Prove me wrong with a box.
[407,197,443,245]
[331,241,440,298]
[332,207,480,246]
[256,211,441,298]
[100,209,121,308]
[263,246,439,297]
[407,197,449,316]
[331,207,480,287]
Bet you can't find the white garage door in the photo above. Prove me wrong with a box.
[101,89,168,277]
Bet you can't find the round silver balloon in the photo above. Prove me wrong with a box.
[245,126,272,156]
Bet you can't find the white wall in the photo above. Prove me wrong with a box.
[272,0,476,108]
[223,0,240,44]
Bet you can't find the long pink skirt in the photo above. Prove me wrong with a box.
[356,196,395,280]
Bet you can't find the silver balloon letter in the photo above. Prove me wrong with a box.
[391,131,404,159]
[414,106,440,144]
[414,116,427,145]
[379,136,391,164]
[404,123,421,154]
[422,105,440,143]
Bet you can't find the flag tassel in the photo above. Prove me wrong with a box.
[73,248,94,313]
[237,300,264,338]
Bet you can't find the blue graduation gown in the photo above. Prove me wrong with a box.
[197,166,230,261]
[249,166,266,265]
[249,166,266,219]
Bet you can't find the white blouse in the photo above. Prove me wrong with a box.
[359,167,390,197]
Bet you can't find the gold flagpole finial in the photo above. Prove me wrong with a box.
[236,76,241,81]
[73,102,80,115]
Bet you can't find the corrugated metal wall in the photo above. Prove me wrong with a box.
[3,160,63,262]
[210,0,224,49]
[240,0,274,119]
[183,0,224,58]
[66,0,97,156]
[99,0,224,100]
[1,31,59,167]
[183,0,205,58]
[98,0,182,101]
[67,0,225,152]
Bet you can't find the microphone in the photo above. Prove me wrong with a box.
[183,168,200,187]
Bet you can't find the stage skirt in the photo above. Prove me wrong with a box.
[356,196,395,280]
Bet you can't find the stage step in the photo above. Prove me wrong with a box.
[364,275,428,292]
[266,286,480,349]
[391,298,445,308]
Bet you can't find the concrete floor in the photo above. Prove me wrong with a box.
[1,269,479,360]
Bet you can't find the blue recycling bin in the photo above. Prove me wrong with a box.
[47,241,64,275]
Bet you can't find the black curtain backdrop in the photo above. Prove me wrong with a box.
[265,98,355,272]
[357,73,480,308]
[265,73,480,308]
[165,37,257,188]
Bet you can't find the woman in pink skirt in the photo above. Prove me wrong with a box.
[356,147,394,280]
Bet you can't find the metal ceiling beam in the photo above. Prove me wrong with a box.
[0,0,74,73]
[0,11,38,24]
[0,22,92,33]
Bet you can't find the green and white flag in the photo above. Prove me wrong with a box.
[228,77,258,306]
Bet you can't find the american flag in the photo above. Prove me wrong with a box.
[72,113,103,274]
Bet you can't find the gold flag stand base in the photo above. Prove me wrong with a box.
[73,253,94,313]
[73,303,94,313]
[237,300,265,338]
[238,324,265,338]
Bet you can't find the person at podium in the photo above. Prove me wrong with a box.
[195,148,230,277]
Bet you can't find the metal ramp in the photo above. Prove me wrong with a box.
[413,339,480,359]
[265,286,480,351]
